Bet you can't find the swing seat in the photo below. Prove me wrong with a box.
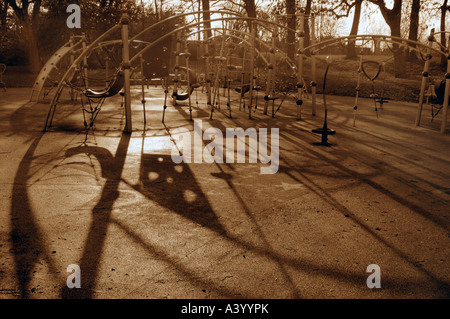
[174,92,190,101]
[84,71,125,99]
[434,80,446,105]
[235,85,250,94]
[173,67,197,101]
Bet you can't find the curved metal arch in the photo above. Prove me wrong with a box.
[31,36,85,102]
[44,11,306,131]
[130,10,300,43]
[299,34,447,58]
[184,27,270,65]
[44,24,122,131]
[194,28,298,77]
[130,16,299,65]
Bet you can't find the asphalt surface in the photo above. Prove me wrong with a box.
[0,86,449,299]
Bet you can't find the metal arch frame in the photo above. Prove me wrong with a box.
[44,24,121,131]
[44,12,306,131]
[296,34,449,134]
[30,35,84,102]
[298,34,447,57]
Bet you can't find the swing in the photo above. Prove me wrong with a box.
[172,67,199,101]
[428,79,445,121]
[79,70,125,135]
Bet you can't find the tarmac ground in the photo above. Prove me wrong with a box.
[0,86,449,299]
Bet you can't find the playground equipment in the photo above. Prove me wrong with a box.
[0,64,6,92]
[311,56,336,146]
[36,9,449,137]
[80,69,125,137]
[40,10,307,132]
[425,78,446,121]
[30,35,85,102]
[351,56,390,125]
[299,33,449,134]
[416,30,450,133]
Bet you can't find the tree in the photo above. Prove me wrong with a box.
[346,0,363,59]
[304,0,312,48]
[408,0,420,45]
[202,0,212,39]
[6,0,42,73]
[440,0,449,66]
[286,0,296,60]
[0,1,8,32]
[368,0,406,77]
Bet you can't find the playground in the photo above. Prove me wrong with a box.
[0,8,449,300]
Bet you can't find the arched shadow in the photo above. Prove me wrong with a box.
[10,133,60,298]
[60,132,130,298]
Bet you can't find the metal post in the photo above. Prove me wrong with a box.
[249,21,256,119]
[265,18,277,116]
[121,11,132,133]
[105,57,110,88]
[81,33,89,88]
[415,51,431,126]
[440,54,450,133]
[140,54,147,124]
[310,16,316,116]
[173,29,181,106]
[296,13,305,120]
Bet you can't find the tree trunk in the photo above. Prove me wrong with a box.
[346,0,362,59]
[243,0,257,33]
[304,0,312,48]
[0,1,7,32]
[373,0,406,77]
[24,23,41,74]
[6,0,42,73]
[407,0,420,60]
[441,0,448,66]
[202,0,212,39]
[286,0,296,61]
[408,0,420,44]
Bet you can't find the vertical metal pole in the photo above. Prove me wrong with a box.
[140,54,147,125]
[121,11,132,133]
[203,38,211,108]
[265,18,277,116]
[226,44,232,118]
[184,35,193,121]
[105,57,110,88]
[415,53,431,126]
[239,49,246,111]
[353,55,362,127]
[297,13,305,120]
[310,16,316,116]
[69,36,76,100]
[249,21,256,119]
[82,33,89,88]
[173,30,181,106]
[440,54,450,133]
